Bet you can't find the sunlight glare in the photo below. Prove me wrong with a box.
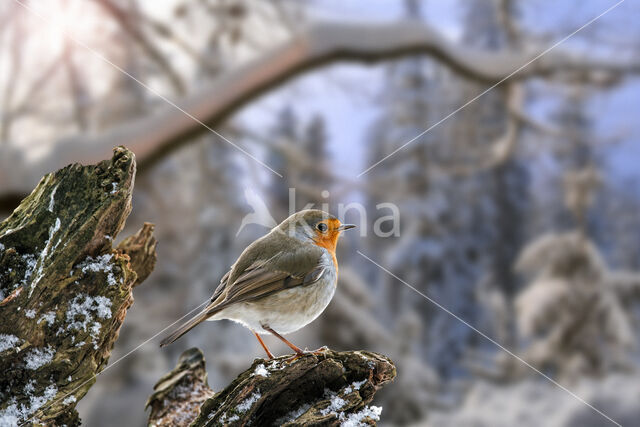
[29,0,101,55]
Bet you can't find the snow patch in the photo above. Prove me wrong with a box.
[237,392,261,412]
[90,322,102,349]
[25,309,36,319]
[0,334,21,352]
[23,380,36,394]
[318,388,381,425]
[252,364,269,377]
[16,254,37,293]
[75,254,118,286]
[48,183,59,212]
[342,405,383,426]
[66,294,112,327]
[218,412,240,424]
[275,403,312,425]
[0,252,39,301]
[62,395,76,405]
[63,294,112,346]
[24,346,54,370]
[0,384,57,426]
[268,359,284,371]
[320,391,347,416]
[351,379,366,390]
[38,311,56,326]
[345,379,367,394]
[29,218,62,297]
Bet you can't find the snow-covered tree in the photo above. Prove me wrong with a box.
[514,231,640,381]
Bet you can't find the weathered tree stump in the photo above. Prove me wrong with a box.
[147,348,396,426]
[146,348,216,426]
[0,147,156,426]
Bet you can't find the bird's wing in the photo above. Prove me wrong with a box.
[205,243,326,315]
[210,269,232,303]
[209,256,272,303]
[159,238,326,347]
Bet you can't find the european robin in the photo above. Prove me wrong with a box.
[160,209,355,359]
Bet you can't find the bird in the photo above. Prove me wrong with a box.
[160,209,356,360]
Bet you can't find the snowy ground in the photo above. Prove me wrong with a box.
[420,373,640,427]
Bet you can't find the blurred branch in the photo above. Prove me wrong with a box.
[609,271,640,301]
[141,14,221,76]
[2,20,640,204]
[63,42,90,131]
[0,5,24,143]
[428,83,523,177]
[95,0,186,94]
[498,0,522,45]
[11,57,64,119]
[511,108,564,137]
[268,0,302,34]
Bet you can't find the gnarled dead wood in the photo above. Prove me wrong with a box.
[148,348,396,426]
[0,147,156,425]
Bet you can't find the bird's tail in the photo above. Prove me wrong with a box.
[159,310,211,347]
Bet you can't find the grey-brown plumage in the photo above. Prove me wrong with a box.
[160,210,351,349]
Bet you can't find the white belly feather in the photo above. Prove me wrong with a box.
[210,250,337,334]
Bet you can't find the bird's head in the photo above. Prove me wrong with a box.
[276,209,356,252]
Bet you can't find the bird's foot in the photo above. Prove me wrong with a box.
[308,345,329,355]
[285,346,329,363]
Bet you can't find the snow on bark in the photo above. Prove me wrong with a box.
[148,348,395,426]
[0,147,157,426]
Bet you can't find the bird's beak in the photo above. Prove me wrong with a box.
[337,224,356,231]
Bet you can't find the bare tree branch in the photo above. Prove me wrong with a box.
[96,0,186,95]
[0,5,25,143]
[140,14,221,76]
[2,20,639,204]
[62,42,90,131]
[11,57,64,119]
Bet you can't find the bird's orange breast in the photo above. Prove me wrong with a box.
[312,218,341,270]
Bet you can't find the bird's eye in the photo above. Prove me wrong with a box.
[317,223,328,233]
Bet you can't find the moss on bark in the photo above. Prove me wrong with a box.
[148,349,396,427]
[0,147,156,426]
[146,348,215,426]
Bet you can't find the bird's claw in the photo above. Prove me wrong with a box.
[285,346,329,363]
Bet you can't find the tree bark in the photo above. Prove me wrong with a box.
[0,147,156,425]
[147,348,396,426]
[1,20,638,205]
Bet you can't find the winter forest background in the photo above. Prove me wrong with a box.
[1,0,640,425]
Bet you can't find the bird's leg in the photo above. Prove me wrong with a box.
[253,331,275,360]
[262,325,304,355]
[262,325,327,362]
